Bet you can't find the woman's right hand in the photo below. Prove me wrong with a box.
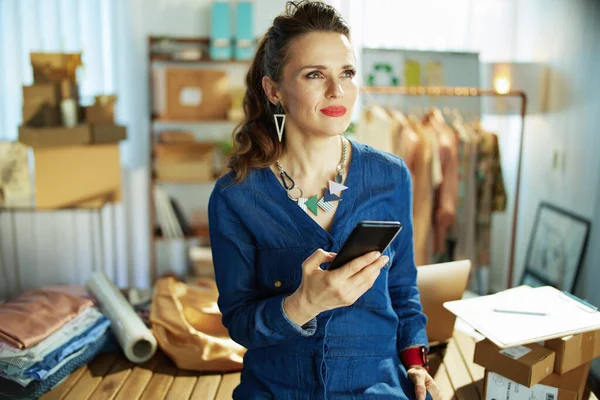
[283,249,389,326]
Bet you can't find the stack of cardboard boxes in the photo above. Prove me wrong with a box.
[18,53,126,209]
[474,330,600,399]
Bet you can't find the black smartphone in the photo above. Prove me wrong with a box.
[327,221,403,270]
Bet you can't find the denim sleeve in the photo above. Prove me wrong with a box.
[388,162,429,353]
[208,189,316,350]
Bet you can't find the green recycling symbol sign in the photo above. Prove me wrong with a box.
[367,63,400,86]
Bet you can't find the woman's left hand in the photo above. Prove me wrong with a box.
[407,367,441,400]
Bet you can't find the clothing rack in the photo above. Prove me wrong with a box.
[360,85,527,289]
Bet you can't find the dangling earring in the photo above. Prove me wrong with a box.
[273,103,286,142]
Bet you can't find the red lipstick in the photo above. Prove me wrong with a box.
[320,106,347,117]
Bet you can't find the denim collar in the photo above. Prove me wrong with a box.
[261,138,361,250]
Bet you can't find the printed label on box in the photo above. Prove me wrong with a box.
[486,372,559,400]
[180,87,202,106]
[499,345,533,360]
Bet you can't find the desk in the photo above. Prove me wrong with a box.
[42,330,599,400]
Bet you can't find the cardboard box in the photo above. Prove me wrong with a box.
[85,95,117,124]
[19,124,127,148]
[33,144,121,209]
[22,82,79,127]
[483,363,591,400]
[545,329,600,374]
[154,143,215,182]
[85,105,114,123]
[23,104,60,127]
[474,339,555,387]
[159,131,196,143]
[23,83,62,107]
[158,68,230,120]
[540,363,591,400]
[30,52,82,83]
[22,83,62,127]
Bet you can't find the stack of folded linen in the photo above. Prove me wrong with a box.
[0,289,116,399]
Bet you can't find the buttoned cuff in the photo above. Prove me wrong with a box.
[398,327,429,354]
[274,296,317,337]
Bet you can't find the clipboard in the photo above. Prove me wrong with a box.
[444,285,600,348]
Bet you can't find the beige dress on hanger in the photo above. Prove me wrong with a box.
[355,105,393,154]
[424,109,459,256]
[449,119,477,263]
[389,110,428,266]
[408,116,434,266]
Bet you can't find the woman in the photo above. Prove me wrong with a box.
[208,2,440,399]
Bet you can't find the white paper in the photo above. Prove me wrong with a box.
[445,285,600,348]
[0,142,32,207]
[499,345,532,360]
[180,87,202,106]
[486,372,559,400]
[87,272,157,363]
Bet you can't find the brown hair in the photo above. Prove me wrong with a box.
[228,0,351,182]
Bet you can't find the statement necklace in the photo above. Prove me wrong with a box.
[275,136,349,216]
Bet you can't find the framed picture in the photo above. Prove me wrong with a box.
[521,202,591,293]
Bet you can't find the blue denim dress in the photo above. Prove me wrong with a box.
[208,140,430,400]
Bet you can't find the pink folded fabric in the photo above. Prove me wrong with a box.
[0,289,92,349]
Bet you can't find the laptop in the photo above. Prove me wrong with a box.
[417,260,472,345]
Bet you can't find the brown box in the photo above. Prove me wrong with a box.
[484,363,591,400]
[22,83,62,127]
[159,68,230,120]
[85,95,117,124]
[33,144,121,209]
[154,143,215,182]
[159,131,196,143]
[23,104,60,127]
[474,339,555,387]
[30,52,82,83]
[19,124,127,148]
[22,82,79,127]
[23,83,61,107]
[85,104,113,124]
[545,329,600,374]
[540,362,591,400]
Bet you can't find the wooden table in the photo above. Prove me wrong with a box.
[42,330,599,400]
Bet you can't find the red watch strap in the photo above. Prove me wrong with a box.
[400,347,429,371]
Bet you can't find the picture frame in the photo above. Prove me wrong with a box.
[521,202,591,293]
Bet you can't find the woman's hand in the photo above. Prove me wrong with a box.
[407,367,441,400]
[283,249,389,326]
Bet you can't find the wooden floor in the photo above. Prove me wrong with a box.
[42,329,599,400]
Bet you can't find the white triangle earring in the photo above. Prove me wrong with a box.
[273,104,285,142]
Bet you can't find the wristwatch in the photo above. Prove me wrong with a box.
[400,346,429,372]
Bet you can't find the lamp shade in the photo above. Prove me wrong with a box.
[480,62,548,115]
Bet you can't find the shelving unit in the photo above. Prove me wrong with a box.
[147,36,251,282]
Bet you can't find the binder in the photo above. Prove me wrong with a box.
[210,2,232,60]
[234,2,255,60]
[444,285,600,348]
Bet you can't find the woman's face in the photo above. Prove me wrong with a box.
[276,31,358,138]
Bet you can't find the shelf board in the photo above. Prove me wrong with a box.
[150,56,252,64]
[155,178,216,185]
[152,118,239,124]
[154,233,199,241]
